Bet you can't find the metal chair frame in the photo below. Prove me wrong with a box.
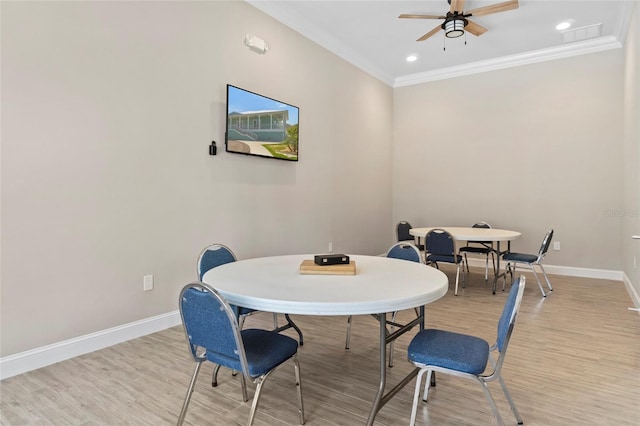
[459,222,496,283]
[425,228,466,295]
[177,282,304,426]
[503,229,554,297]
[397,220,424,251]
[408,276,526,426]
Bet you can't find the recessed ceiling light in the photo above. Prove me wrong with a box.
[556,21,572,31]
[406,55,418,62]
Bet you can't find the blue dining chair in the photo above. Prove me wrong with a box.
[459,222,496,283]
[425,228,465,295]
[397,220,424,251]
[407,276,526,426]
[198,244,303,343]
[345,242,423,367]
[503,229,554,297]
[197,244,256,324]
[197,244,304,390]
[177,282,305,426]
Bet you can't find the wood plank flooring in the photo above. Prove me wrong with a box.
[1,267,639,425]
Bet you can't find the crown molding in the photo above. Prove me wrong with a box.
[393,35,622,87]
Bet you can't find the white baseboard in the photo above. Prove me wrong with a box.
[623,273,640,309]
[0,261,632,381]
[465,258,623,281]
[0,310,181,380]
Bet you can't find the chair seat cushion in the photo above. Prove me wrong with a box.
[206,329,298,378]
[503,252,537,263]
[459,246,492,254]
[237,306,257,316]
[407,329,490,375]
[426,254,462,264]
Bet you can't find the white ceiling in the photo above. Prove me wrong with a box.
[248,0,636,87]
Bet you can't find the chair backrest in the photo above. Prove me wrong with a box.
[537,229,554,260]
[472,221,491,230]
[179,282,250,377]
[425,228,456,256]
[496,275,526,353]
[397,221,413,242]
[471,221,492,245]
[197,244,237,280]
[386,242,422,263]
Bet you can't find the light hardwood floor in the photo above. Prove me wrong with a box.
[1,268,639,425]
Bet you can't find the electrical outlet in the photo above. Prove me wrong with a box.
[553,242,560,251]
[328,242,333,253]
[143,275,154,291]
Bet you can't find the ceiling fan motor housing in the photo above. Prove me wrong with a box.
[441,12,468,38]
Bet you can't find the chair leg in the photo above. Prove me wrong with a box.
[529,265,547,297]
[497,375,523,425]
[454,263,460,296]
[411,368,429,426]
[422,370,433,402]
[538,264,553,292]
[491,251,496,274]
[247,369,277,426]
[345,315,353,349]
[503,262,514,291]
[211,363,222,387]
[462,262,466,286]
[388,312,397,368]
[273,312,279,329]
[240,372,248,402]
[177,361,203,426]
[293,357,305,425]
[477,378,506,426]
[484,254,489,282]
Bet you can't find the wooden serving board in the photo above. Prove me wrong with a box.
[299,260,356,275]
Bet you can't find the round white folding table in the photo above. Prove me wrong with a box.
[410,227,522,293]
[202,254,448,425]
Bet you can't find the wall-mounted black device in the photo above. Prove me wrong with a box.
[209,141,217,156]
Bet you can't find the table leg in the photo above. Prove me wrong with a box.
[366,312,387,426]
[366,309,426,425]
[491,241,512,294]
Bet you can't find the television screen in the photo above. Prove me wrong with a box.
[225,85,299,161]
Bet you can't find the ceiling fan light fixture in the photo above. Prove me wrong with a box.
[445,19,465,38]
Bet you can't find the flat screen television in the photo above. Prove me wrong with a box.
[225,84,299,162]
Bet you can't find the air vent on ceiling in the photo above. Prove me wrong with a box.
[561,23,602,43]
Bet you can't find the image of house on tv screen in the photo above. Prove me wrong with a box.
[226,85,299,161]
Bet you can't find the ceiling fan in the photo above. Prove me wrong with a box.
[399,0,519,41]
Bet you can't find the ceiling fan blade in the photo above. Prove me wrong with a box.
[399,13,446,20]
[466,0,519,17]
[450,0,466,13]
[417,25,442,42]
[465,20,488,36]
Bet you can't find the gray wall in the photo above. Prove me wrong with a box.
[0,1,393,356]
[622,2,640,300]
[392,50,625,271]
